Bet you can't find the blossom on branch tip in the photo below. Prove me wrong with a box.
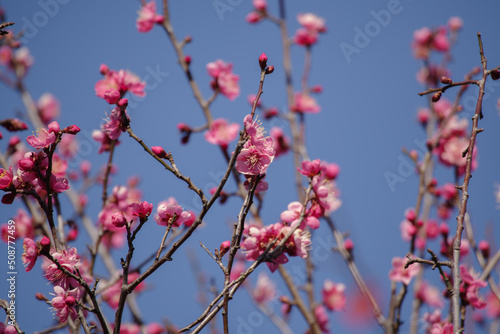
[236,115,275,176]
[26,128,56,149]
[136,1,164,33]
[389,257,420,285]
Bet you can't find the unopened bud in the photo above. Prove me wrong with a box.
[117,98,128,108]
[219,240,231,257]
[265,65,274,74]
[40,236,51,253]
[490,70,500,81]
[99,64,109,75]
[184,35,192,43]
[440,76,452,84]
[63,125,81,135]
[259,53,268,70]
[184,55,191,65]
[432,91,442,102]
[478,240,490,258]
[409,150,418,161]
[111,212,127,228]
[35,293,48,301]
[48,121,60,133]
[344,238,354,252]
[151,146,168,159]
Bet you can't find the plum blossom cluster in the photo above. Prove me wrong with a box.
[294,13,327,47]
[412,17,462,86]
[136,1,164,33]
[241,222,311,272]
[0,43,33,78]
[155,197,195,228]
[236,114,276,177]
[98,183,153,248]
[0,121,78,204]
[298,159,341,216]
[206,59,240,101]
[246,0,268,23]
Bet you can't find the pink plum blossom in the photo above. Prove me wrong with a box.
[204,118,240,148]
[460,265,487,309]
[297,13,326,33]
[389,257,420,285]
[241,223,311,272]
[270,127,289,157]
[136,1,164,33]
[416,280,444,308]
[448,16,463,31]
[130,201,154,220]
[102,107,130,140]
[236,115,275,176]
[26,128,56,149]
[322,280,346,311]
[280,201,320,229]
[291,92,320,113]
[314,305,330,333]
[95,67,146,99]
[252,272,276,304]
[37,93,60,124]
[0,167,13,189]
[43,247,81,289]
[206,59,240,100]
[22,238,38,272]
[102,272,145,309]
[51,286,80,323]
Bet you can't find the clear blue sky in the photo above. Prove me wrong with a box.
[1,1,500,333]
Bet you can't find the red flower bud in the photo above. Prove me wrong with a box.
[440,76,453,84]
[259,53,268,70]
[432,91,442,102]
[265,65,274,74]
[151,146,168,159]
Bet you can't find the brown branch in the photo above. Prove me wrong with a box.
[451,32,488,333]
[418,79,477,96]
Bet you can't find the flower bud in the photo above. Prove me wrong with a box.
[265,65,275,74]
[48,121,60,133]
[151,146,168,159]
[490,70,500,81]
[99,64,109,75]
[184,55,192,65]
[478,240,490,258]
[117,98,128,108]
[40,236,51,253]
[344,238,354,252]
[111,212,127,228]
[259,53,268,70]
[35,292,48,301]
[440,76,452,84]
[104,89,120,104]
[219,240,231,257]
[432,91,442,102]
[63,125,81,135]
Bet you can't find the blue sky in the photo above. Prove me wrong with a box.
[1,1,500,333]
